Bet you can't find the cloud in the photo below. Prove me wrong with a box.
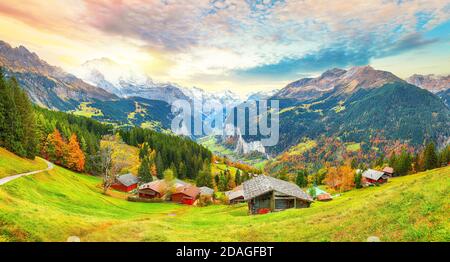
[0,0,449,92]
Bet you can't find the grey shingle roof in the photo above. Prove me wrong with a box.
[199,186,214,196]
[362,169,385,180]
[243,175,313,202]
[117,173,139,187]
[225,189,244,201]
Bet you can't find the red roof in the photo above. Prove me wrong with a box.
[173,185,200,199]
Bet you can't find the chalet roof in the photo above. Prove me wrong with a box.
[116,173,139,187]
[382,167,394,174]
[139,179,191,194]
[199,186,214,196]
[362,169,385,180]
[243,175,313,202]
[314,186,329,196]
[225,189,244,201]
[174,185,200,199]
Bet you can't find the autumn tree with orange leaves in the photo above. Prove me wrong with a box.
[42,128,85,172]
[66,134,85,172]
[324,161,355,192]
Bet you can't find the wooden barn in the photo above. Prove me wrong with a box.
[138,179,189,199]
[138,180,167,199]
[171,185,200,205]
[362,169,389,185]
[111,173,139,192]
[243,175,313,214]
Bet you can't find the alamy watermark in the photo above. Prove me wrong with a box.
[171,98,279,147]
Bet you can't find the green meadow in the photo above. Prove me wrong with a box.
[0,148,449,242]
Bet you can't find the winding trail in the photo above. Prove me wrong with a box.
[0,158,54,186]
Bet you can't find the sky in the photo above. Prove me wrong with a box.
[0,0,449,95]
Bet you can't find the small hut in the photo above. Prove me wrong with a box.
[171,185,200,205]
[111,173,139,192]
[243,175,313,214]
[314,187,332,201]
[382,167,394,177]
[225,185,245,204]
[362,169,389,185]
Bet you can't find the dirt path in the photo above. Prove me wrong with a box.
[0,158,54,186]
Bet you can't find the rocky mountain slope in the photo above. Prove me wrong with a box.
[0,41,116,110]
[406,74,450,93]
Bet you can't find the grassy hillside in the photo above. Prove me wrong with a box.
[0,148,47,178]
[0,149,448,241]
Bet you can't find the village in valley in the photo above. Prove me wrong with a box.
[109,151,400,215]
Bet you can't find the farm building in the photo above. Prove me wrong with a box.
[314,187,332,201]
[138,179,189,200]
[382,166,395,177]
[362,169,389,185]
[138,180,167,199]
[243,175,313,214]
[199,186,215,201]
[172,185,200,205]
[111,173,139,192]
[225,185,245,204]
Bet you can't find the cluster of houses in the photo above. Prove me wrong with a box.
[110,166,395,215]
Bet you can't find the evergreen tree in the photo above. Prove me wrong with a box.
[235,169,241,185]
[155,153,164,179]
[423,142,438,170]
[354,170,362,188]
[295,169,308,188]
[138,157,152,183]
[196,162,213,188]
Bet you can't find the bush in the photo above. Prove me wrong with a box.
[197,195,213,207]
[127,196,164,203]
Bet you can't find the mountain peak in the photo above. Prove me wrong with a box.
[320,68,346,78]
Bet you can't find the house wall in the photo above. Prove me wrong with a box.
[112,183,137,192]
[139,188,161,198]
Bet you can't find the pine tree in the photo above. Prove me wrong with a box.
[138,157,152,183]
[235,169,241,185]
[196,162,213,188]
[423,142,438,170]
[155,153,164,179]
[354,170,362,188]
[295,169,308,188]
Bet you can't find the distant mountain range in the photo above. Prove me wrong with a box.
[1,40,449,156]
[406,74,450,93]
[231,66,450,155]
[0,40,116,110]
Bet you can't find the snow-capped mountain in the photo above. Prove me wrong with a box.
[76,58,189,103]
[76,58,243,108]
[406,74,450,93]
[246,89,280,101]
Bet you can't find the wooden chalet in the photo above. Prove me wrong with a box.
[111,173,139,192]
[243,175,313,214]
[172,185,200,205]
[138,180,167,199]
[225,185,245,204]
[138,179,189,199]
[362,169,389,185]
[382,166,394,177]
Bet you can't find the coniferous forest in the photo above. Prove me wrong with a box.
[0,69,213,179]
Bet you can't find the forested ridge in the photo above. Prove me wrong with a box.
[0,68,213,180]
